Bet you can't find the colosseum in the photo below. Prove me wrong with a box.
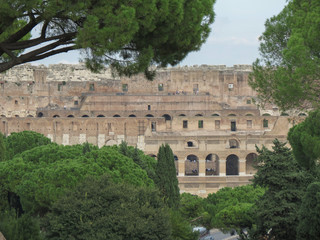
[0,63,305,196]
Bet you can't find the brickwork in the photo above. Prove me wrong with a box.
[0,64,306,196]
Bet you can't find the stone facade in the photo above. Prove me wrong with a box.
[0,64,306,196]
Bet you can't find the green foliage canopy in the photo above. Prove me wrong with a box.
[288,110,320,171]
[251,139,313,240]
[0,143,153,215]
[0,0,216,79]
[45,175,171,240]
[249,0,320,109]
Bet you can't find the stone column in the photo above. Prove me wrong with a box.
[219,159,226,176]
[198,159,206,177]
[239,159,246,176]
[178,160,185,177]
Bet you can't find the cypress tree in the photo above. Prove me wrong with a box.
[155,144,180,208]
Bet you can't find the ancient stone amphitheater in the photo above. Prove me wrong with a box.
[0,63,305,196]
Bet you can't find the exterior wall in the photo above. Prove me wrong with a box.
[0,64,306,196]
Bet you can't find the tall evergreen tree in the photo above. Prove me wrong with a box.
[0,133,5,162]
[155,144,180,208]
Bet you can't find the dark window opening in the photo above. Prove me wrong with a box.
[198,120,203,128]
[231,121,236,131]
[15,100,18,104]
[122,84,128,92]
[89,83,95,91]
[162,114,171,121]
[151,122,156,132]
[148,105,151,110]
[263,119,268,128]
[183,120,188,128]
[158,83,163,91]
[58,84,62,91]
[187,141,193,147]
[74,100,78,105]
[246,99,251,104]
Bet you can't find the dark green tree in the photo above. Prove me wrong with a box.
[249,0,320,109]
[155,144,180,208]
[5,131,51,160]
[170,210,199,240]
[0,132,5,161]
[44,175,171,240]
[0,0,216,79]
[288,109,320,171]
[297,182,320,240]
[250,139,313,240]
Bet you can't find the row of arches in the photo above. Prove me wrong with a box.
[149,153,257,176]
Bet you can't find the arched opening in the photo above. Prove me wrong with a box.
[53,115,60,118]
[229,139,239,149]
[67,115,74,118]
[82,115,89,118]
[205,154,219,176]
[97,114,105,117]
[245,113,253,116]
[15,115,19,118]
[179,114,186,116]
[1,115,5,118]
[27,115,33,117]
[281,112,289,116]
[162,114,171,121]
[113,114,120,117]
[174,155,179,175]
[228,113,236,117]
[262,113,271,116]
[145,114,154,118]
[187,141,193,147]
[212,113,220,117]
[298,113,307,116]
[37,112,43,118]
[246,153,258,175]
[195,114,203,116]
[226,154,239,175]
[129,114,136,117]
[185,155,199,176]
[148,154,157,159]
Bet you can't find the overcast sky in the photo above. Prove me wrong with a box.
[34,0,287,67]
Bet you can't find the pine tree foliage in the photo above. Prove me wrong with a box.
[155,144,180,208]
[251,139,313,240]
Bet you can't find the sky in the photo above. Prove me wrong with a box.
[34,0,287,67]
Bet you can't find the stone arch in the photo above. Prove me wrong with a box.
[145,114,154,118]
[298,112,307,116]
[228,113,236,117]
[179,114,186,116]
[82,115,89,118]
[129,114,136,117]
[67,115,74,118]
[185,154,199,176]
[205,154,219,176]
[245,113,254,116]
[27,115,34,117]
[113,114,120,117]
[262,113,271,116]
[162,114,172,121]
[15,115,19,118]
[53,115,60,118]
[246,153,258,175]
[228,139,239,149]
[226,154,239,175]
[37,112,43,118]
[195,114,203,116]
[97,114,105,117]
[212,113,220,117]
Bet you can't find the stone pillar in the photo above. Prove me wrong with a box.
[98,134,105,148]
[178,160,185,177]
[137,135,145,150]
[198,159,206,177]
[62,134,69,145]
[219,159,226,176]
[239,159,246,176]
[79,133,86,144]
